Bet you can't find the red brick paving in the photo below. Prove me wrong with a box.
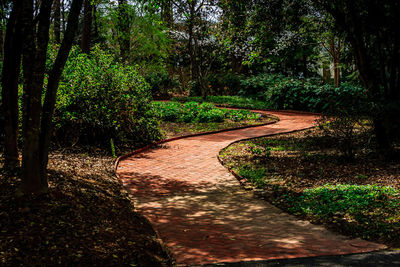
[116,110,386,266]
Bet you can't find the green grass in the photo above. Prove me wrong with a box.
[238,166,268,188]
[283,184,400,241]
[171,96,273,110]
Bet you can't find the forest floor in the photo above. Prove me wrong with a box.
[219,128,400,248]
[0,148,174,266]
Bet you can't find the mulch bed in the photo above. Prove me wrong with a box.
[219,128,400,247]
[0,148,174,266]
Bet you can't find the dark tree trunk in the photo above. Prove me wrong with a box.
[117,0,130,62]
[188,1,197,82]
[231,55,242,74]
[53,0,61,43]
[0,22,3,60]
[61,0,66,33]
[20,0,53,194]
[93,4,99,42]
[80,0,92,53]
[1,0,23,170]
[162,0,173,27]
[40,0,84,178]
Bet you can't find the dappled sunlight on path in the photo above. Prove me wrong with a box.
[117,110,386,265]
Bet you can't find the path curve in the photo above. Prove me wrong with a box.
[116,110,385,266]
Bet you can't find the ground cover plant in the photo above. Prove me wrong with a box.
[152,101,275,138]
[219,129,400,247]
[0,149,173,266]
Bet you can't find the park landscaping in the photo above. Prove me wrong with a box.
[219,128,400,247]
[1,0,400,265]
[153,101,276,138]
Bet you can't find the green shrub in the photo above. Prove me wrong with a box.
[54,46,161,146]
[152,101,261,123]
[240,73,285,97]
[144,71,179,98]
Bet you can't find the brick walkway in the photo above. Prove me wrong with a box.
[116,110,386,266]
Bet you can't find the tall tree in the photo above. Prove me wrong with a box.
[161,0,173,26]
[40,0,84,180]
[1,0,23,170]
[81,0,92,53]
[315,0,400,150]
[116,0,131,61]
[4,0,84,193]
[53,0,61,43]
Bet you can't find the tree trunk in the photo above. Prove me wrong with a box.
[1,0,23,170]
[162,0,173,27]
[333,58,340,87]
[231,55,242,74]
[93,4,99,42]
[0,21,3,60]
[61,0,66,33]
[20,0,53,194]
[53,0,61,43]
[117,0,130,62]
[322,66,330,83]
[40,0,84,179]
[188,2,197,82]
[80,0,92,53]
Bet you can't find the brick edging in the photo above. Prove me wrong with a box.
[113,113,280,176]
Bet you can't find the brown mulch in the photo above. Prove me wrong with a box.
[0,148,174,266]
[220,128,400,192]
[219,128,400,246]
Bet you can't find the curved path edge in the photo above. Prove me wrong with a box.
[113,111,280,175]
[116,109,386,266]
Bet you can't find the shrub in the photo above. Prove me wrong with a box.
[144,71,179,99]
[54,46,161,146]
[152,101,261,123]
[240,73,285,97]
[189,73,245,97]
[286,184,400,226]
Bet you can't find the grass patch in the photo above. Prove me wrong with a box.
[238,166,268,189]
[284,184,400,241]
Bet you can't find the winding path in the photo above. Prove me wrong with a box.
[116,110,385,266]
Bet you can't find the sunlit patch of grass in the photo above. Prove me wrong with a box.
[237,166,268,188]
[283,184,400,242]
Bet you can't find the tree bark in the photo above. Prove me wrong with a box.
[0,22,3,60]
[93,4,99,42]
[1,0,23,170]
[40,0,84,179]
[20,0,53,194]
[188,1,198,82]
[53,0,61,43]
[162,0,173,27]
[117,0,130,62]
[80,0,92,53]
